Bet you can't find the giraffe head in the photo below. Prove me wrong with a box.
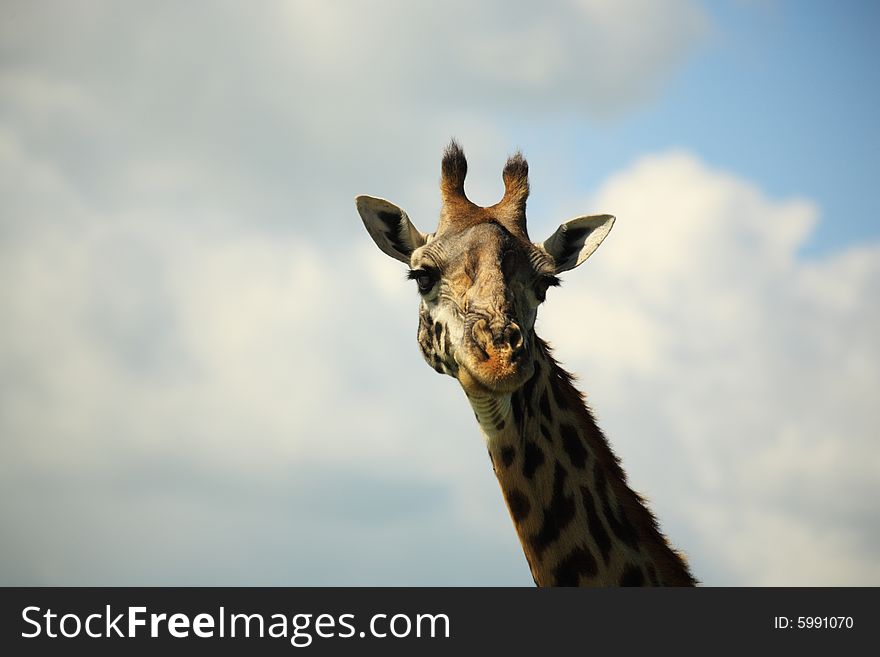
[357,141,614,398]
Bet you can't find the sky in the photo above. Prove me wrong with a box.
[0,0,877,586]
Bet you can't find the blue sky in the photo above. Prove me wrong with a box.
[660,1,879,253]
[507,1,880,254]
[0,1,877,586]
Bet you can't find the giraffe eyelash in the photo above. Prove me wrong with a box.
[537,274,561,291]
[407,267,440,295]
[406,266,440,280]
[535,275,560,302]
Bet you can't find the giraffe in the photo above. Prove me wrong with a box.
[356,141,695,586]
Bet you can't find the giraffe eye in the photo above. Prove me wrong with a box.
[407,268,439,295]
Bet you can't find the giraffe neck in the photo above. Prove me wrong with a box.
[466,337,695,587]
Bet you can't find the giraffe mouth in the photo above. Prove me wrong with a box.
[455,348,533,397]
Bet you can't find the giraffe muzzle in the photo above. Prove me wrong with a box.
[459,318,531,394]
[472,318,524,357]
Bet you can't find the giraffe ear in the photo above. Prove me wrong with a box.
[356,195,428,264]
[540,214,615,273]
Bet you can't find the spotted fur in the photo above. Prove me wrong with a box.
[485,339,696,586]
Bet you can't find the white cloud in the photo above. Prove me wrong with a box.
[0,1,709,224]
[0,128,532,583]
[542,152,880,585]
[0,194,528,583]
[277,0,709,116]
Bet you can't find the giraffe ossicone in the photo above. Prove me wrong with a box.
[356,140,695,586]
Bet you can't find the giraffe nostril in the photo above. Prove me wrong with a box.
[507,323,523,352]
[472,318,525,361]
[471,319,492,358]
[507,323,526,362]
